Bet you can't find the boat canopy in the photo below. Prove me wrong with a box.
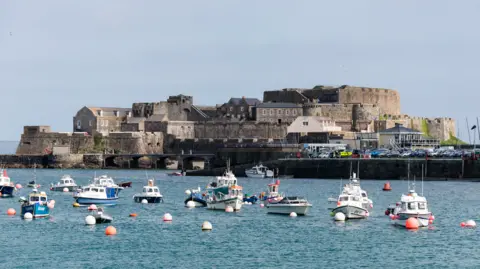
[143,186,160,193]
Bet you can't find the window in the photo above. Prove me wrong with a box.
[127,111,132,117]
[76,120,81,129]
[269,109,274,115]
[277,109,282,115]
[303,121,308,126]
[262,109,267,115]
[89,120,92,127]
[96,110,102,116]
[240,107,244,112]
[114,110,119,117]
[418,202,426,210]
[408,202,416,210]
[285,110,289,115]
[230,107,234,112]
[293,109,297,115]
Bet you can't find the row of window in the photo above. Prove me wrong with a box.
[96,110,132,117]
[262,109,297,116]
[229,107,246,112]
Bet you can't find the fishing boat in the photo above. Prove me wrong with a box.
[205,161,243,211]
[19,189,50,218]
[331,189,369,219]
[266,196,312,215]
[393,163,432,227]
[50,174,78,192]
[0,168,15,197]
[259,179,284,205]
[245,164,274,178]
[91,207,113,223]
[184,187,207,207]
[133,179,163,203]
[73,175,123,205]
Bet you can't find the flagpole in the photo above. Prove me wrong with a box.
[466,118,472,144]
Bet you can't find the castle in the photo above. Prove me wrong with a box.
[16,85,456,155]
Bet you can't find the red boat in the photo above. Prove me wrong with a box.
[119,181,132,188]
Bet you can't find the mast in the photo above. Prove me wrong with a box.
[357,160,360,179]
[407,160,410,191]
[421,164,424,196]
[349,161,352,179]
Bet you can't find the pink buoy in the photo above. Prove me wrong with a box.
[15,184,22,189]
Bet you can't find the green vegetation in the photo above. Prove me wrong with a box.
[410,119,414,129]
[421,119,431,138]
[92,134,106,153]
[441,133,467,145]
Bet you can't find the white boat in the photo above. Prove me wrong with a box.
[133,179,163,203]
[343,172,373,210]
[332,191,369,219]
[260,179,284,205]
[266,196,312,215]
[393,163,431,227]
[50,175,78,192]
[73,175,123,205]
[245,164,274,178]
[91,207,113,223]
[205,162,243,211]
[0,168,15,197]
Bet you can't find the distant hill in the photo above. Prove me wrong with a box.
[0,141,18,154]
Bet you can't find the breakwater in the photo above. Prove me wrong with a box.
[186,158,480,180]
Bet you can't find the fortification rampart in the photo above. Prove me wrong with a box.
[374,116,456,141]
[194,121,288,139]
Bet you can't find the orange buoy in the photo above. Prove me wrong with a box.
[461,222,466,227]
[405,217,419,229]
[129,213,137,217]
[382,182,392,191]
[7,208,16,215]
[105,226,117,235]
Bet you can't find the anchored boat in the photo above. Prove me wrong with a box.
[266,196,312,215]
[0,169,15,197]
[19,189,50,218]
[245,164,274,178]
[205,166,243,211]
[91,207,113,223]
[50,175,78,192]
[259,179,284,205]
[133,179,163,203]
[73,175,123,205]
[184,187,207,207]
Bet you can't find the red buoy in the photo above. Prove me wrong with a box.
[382,182,392,191]
[406,217,419,229]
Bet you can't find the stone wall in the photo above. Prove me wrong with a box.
[301,104,378,131]
[194,122,289,139]
[374,116,456,141]
[106,132,163,154]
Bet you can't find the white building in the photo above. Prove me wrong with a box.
[379,123,439,149]
[287,116,342,134]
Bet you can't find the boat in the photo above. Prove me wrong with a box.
[342,162,373,209]
[118,181,132,188]
[266,196,312,215]
[259,179,284,204]
[0,168,15,197]
[243,194,258,204]
[168,171,184,176]
[245,164,274,178]
[19,189,50,218]
[184,187,207,207]
[73,175,123,205]
[91,207,113,223]
[133,179,163,203]
[205,161,243,211]
[50,175,78,192]
[393,163,432,228]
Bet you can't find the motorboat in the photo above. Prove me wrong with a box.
[50,175,78,192]
[259,179,284,205]
[184,187,207,207]
[133,179,163,203]
[19,189,51,218]
[91,207,113,223]
[243,194,258,204]
[342,162,373,209]
[245,164,274,178]
[73,175,123,205]
[331,190,369,219]
[205,165,243,211]
[266,196,312,215]
[118,181,132,188]
[0,169,15,197]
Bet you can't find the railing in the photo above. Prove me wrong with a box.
[218,143,300,148]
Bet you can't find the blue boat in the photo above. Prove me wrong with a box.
[184,187,207,207]
[19,189,50,218]
[0,169,15,197]
[73,175,123,205]
[243,194,258,204]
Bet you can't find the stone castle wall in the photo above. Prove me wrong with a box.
[107,132,163,154]
[374,116,456,141]
[194,121,288,139]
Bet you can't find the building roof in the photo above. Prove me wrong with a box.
[86,107,131,117]
[228,97,262,106]
[256,102,301,108]
[379,123,422,134]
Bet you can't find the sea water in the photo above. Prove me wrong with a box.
[1,169,479,269]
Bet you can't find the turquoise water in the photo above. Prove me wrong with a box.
[1,169,480,269]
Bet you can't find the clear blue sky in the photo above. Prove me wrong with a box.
[1,1,479,142]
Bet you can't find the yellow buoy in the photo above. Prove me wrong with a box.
[73,202,80,207]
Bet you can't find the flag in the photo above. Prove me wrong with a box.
[471,125,477,130]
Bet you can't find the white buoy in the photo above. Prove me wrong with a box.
[185,189,191,195]
[85,215,96,225]
[63,187,69,192]
[260,203,265,208]
[225,206,234,212]
[334,212,346,221]
[163,213,172,221]
[202,221,212,231]
[24,212,33,219]
[141,199,148,204]
[466,219,476,228]
[186,201,196,208]
[290,212,297,218]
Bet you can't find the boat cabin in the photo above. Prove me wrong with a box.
[28,190,48,204]
[337,193,362,206]
[267,180,280,194]
[60,177,75,185]
[229,185,243,196]
[81,186,106,193]
[0,171,11,185]
[400,190,428,212]
[93,176,115,186]
[142,186,160,194]
[278,196,308,204]
[211,176,237,188]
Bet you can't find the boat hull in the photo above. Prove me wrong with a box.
[133,196,163,203]
[50,185,78,192]
[266,204,311,215]
[184,195,207,207]
[207,197,242,211]
[75,197,118,205]
[245,173,265,178]
[395,213,431,227]
[21,203,49,218]
[332,205,368,219]
[0,186,15,197]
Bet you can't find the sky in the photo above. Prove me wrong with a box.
[1,1,480,142]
